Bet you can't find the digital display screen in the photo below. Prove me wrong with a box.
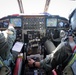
[3,21,9,28]
[46,18,57,27]
[10,18,22,27]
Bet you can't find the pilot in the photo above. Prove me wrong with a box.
[0,23,16,60]
[28,42,72,75]
[28,8,76,75]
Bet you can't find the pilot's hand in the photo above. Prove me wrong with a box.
[28,58,35,67]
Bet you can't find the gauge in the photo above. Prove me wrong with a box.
[58,21,64,27]
[64,22,69,28]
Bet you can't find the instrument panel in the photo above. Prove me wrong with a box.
[58,19,69,28]
[22,15,46,42]
[46,16,69,29]
[46,16,69,46]
[0,15,69,43]
[23,16,45,30]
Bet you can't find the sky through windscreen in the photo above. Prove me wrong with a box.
[0,0,76,19]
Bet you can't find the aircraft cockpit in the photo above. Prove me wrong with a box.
[0,0,75,75]
[0,14,70,75]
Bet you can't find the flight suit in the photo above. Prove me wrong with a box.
[0,26,16,60]
[40,42,72,75]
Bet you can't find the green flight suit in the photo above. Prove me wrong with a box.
[0,27,16,60]
[40,42,72,75]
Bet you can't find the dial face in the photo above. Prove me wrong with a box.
[58,21,64,27]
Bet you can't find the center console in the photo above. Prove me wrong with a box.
[23,30,46,75]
